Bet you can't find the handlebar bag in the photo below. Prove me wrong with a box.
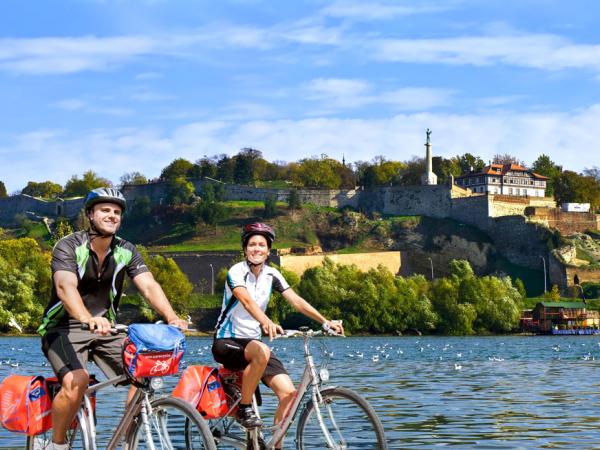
[172,366,228,419]
[123,324,186,378]
[0,375,52,435]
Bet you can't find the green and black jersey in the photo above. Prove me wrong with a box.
[38,230,149,336]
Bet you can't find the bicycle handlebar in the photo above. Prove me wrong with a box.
[275,328,344,339]
[81,323,129,334]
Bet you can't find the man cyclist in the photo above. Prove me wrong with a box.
[38,187,188,450]
[212,222,344,443]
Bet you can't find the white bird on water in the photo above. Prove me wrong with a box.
[454,363,462,370]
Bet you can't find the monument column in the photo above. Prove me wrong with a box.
[421,128,438,185]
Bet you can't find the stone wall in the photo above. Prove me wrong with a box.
[565,266,600,287]
[526,207,600,234]
[358,185,453,218]
[155,250,280,293]
[0,194,84,225]
[279,251,401,277]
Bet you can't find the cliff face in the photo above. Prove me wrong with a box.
[305,213,544,294]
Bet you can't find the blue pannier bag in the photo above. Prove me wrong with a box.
[123,324,186,378]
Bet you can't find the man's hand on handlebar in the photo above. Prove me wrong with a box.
[83,316,112,335]
[262,319,284,341]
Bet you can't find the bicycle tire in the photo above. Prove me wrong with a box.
[25,420,92,450]
[295,386,388,450]
[125,396,216,450]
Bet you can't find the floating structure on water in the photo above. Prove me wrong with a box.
[520,301,600,335]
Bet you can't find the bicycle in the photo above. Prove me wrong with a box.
[25,324,217,450]
[192,326,387,449]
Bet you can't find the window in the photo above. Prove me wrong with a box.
[509,188,513,195]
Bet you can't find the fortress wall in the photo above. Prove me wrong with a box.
[279,251,401,277]
[489,216,554,270]
[527,208,600,234]
[565,266,600,287]
[377,186,453,217]
[449,195,491,230]
[0,195,89,225]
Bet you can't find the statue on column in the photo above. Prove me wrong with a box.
[426,128,431,145]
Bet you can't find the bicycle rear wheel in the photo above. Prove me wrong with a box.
[126,396,216,450]
[296,386,387,449]
[25,422,92,450]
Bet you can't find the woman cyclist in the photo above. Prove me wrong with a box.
[212,222,343,446]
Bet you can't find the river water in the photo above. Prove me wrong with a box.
[2,335,600,449]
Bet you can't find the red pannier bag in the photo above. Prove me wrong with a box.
[0,375,52,435]
[123,324,186,378]
[172,366,228,419]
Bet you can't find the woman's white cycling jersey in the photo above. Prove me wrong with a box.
[215,261,290,339]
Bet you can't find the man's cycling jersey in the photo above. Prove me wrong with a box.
[215,261,290,339]
[38,230,149,336]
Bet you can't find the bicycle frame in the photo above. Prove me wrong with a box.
[212,330,342,450]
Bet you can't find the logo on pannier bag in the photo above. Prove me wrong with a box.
[28,386,46,402]
[150,360,171,375]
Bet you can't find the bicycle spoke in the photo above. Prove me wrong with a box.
[296,387,387,449]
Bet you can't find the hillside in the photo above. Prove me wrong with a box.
[24,200,548,296]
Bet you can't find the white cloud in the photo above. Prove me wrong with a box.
[3,106,600,192]
[54,99,86,111]
[320,0,447,21]
[371,33,600,72]
[304,78,453,111]
[0,36,158,74]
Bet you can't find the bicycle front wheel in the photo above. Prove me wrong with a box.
[296,386,387,450]
[125,396,216,450]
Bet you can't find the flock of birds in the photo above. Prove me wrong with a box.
[2,339,600,376]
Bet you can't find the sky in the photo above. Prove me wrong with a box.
[1,0,600,193]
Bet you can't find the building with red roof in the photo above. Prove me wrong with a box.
[455,163,548,197]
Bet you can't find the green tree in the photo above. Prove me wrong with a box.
[554,171,600,210]
[263,195,277,219]
[21,181,63,199]
[0,181,7,198]
[63,171,112,197]
[234,148,263,185]
[290,156,344,188]
[356,157,405,187]
[432,157,461,184]
[397,157,425,186]
[216,155,235,182]
[160,158,194,181]
[137,247,192,315]
[453,153,486,174]
[287,189,301,210]
[545,284,561,301]
[196,156,218,178]
[514,278,527,298]
[165,177,196,205]
[119,171,148,186]
[0,238,52,332]
[531,154,562,197]
[193,183,229,226]
[50,219,74,247]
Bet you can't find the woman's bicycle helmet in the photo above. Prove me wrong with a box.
[241,222,275,248]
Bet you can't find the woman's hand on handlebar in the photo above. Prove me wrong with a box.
[262,319,284,341]
[323,319,344,336]
[167,317,189,330]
